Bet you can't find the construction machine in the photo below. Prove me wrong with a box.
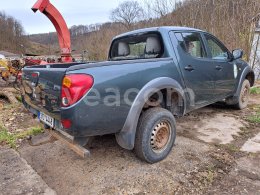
[0,0,73,83]
[32,0,73,63]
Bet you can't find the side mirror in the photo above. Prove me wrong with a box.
[232,49,243,60]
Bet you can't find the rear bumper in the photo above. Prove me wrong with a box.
[22,96,101,138]
[22,95,124,138]
[22,97,74,137]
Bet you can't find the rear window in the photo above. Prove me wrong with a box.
[109,33,164,61]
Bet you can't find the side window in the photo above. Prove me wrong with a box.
[175,32,206,58]
[204,34,229,60]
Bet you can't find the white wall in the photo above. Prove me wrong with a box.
[250,31,260,80]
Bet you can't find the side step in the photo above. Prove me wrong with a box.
[48,129,90,158]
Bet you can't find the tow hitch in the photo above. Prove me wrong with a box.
[27,129,90,158]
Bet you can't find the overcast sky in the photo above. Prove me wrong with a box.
[0,0,143,34]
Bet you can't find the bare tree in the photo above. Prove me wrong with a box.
[18,0,260,63]
[110,1,143,30]
[143,0,175,18]
[0,11,28,54]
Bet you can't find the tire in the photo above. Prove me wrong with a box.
[134,107,176,163]
[234,79,251,110]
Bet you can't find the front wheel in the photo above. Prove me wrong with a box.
[235,79,251,110]
[134,107,176,163]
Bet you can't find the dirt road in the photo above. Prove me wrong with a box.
[0,87,260,194]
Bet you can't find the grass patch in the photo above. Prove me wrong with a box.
[0,125,16,148]
[204,164,216,184]
[247,107,260,124]
[215,143,240,153]
[250,87,260,95]
[225,144,240,153]
[16,95,22,102]
[0,125,43,148]
[16,127,44,139]
[238,127,251,137]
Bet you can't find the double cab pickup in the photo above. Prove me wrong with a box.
[21,27,255,163]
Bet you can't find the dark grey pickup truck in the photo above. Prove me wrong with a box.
[21,26,255,163]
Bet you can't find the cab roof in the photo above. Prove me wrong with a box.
[114,26,206,39]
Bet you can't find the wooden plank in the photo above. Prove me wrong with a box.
[48,130,90,158]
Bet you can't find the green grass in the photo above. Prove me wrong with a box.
[16,127,44,139]
[250,87,260,95]
[247,107,260,123]
[16,95,22,103]
[225,144,240,153]
[0,125,16,148]
[0,125,43,148]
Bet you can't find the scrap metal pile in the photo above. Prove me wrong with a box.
[0,55,24,82]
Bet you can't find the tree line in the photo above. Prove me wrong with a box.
[84,0,258,61]
[78,0,260,61]
[4,0,259,62]
[0,11,28,55]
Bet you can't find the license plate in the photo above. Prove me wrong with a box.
[39,112,54,128]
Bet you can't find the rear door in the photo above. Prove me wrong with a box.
[202,33,237,99]
[170,31,217,108]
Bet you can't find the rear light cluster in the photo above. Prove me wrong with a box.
[61,74,94,107]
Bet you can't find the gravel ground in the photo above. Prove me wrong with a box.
[0,147,56,195]
[0,84,260,194]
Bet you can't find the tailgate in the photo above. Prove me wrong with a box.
[21,65,70,120]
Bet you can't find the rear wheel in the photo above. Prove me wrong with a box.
[134,107,176,163]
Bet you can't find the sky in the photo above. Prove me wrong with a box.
[0,0,143,34]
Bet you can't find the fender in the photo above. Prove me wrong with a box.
[234,66,255,97]
[115,77,186,150]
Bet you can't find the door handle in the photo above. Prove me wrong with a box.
[184,65,194,72]
[215,65,223,71]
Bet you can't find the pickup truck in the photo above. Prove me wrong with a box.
[21,26,255,163]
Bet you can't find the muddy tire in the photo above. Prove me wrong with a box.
[234,79,250,110]
[134,107,176,163]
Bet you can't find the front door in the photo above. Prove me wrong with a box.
[203,33,237,99]
[170,31,217,108]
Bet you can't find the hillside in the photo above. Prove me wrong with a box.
[25,41,57,56]
[0,11,28,55]
[1,0,257,59]
[28,0,260,61]
[27,23,105,56]
[27,33,70,56]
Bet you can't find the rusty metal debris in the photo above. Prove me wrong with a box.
[0,58,23,82]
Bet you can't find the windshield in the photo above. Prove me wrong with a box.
[109,33,164,61]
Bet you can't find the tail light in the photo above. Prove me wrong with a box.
[61,119,72,129]
[61,74,94,107]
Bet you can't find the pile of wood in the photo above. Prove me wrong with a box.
[0,88,19,108]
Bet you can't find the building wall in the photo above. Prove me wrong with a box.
[250,28,260,80]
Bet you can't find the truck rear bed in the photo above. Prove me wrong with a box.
[21,63,84,120]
